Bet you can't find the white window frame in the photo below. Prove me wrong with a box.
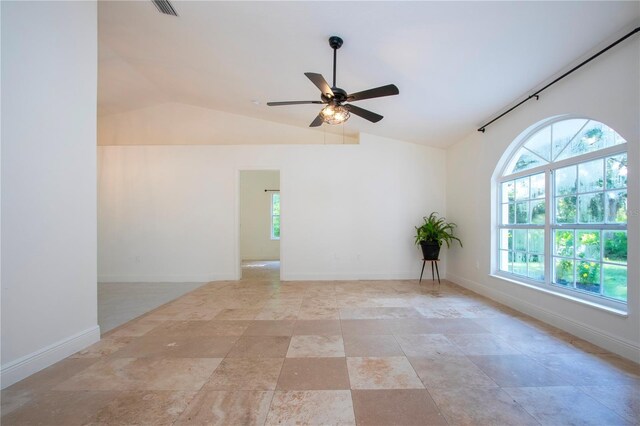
[270,192,280,240]
[495,117,628,312]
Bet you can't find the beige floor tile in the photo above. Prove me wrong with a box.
[531,352,640,386]
[287,335,345,357]
[339,307,423,319]
[243,320,295,336]
[0,389,38,417]
[504,386,631,426]
[409,355,498,388]
[387,318,435,334]
[55,358,222,391]
[579,385,640,422]
[204,358,284,390]
[293,319,342,335]
[11,272,638,424]
[340,319,393,335]
[297,306,341,319]
[112,335,238,358]
[277,357,350,390]
[346,357,424,389]
[3,357,100,392]
[147,320,250,336]
[424,318,489,334]
[429,387,539,426]
[87,390,196,425]
[71,337,135,359]
[0,391,118,426]
[395,333,464,356]
[446,333,522,355]
[226,336,291,358]
[108,319,165,337]
[265,390,355,426]
[175,390,273,425]
[214,308,260,320]
[255,307,300,320]
[468,354,570,387]
[352,389,448,426]
[343,335,404,357]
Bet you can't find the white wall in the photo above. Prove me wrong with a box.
[240,170,280,261]
[98,133,446,282]
[1,1,99,387]
[98,102,359,146]
[446,36,639,362]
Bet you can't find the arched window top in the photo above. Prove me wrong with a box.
[504,118,627,176]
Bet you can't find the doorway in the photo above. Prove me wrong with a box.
[239,170,280,280]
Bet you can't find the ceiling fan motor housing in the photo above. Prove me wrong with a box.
[322,87,347,104]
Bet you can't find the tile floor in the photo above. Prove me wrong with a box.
[2,272,639,425]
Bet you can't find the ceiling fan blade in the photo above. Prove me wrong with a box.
[267,100,325,106]
[344,104,383,123]
[347,84,399,102]
[305,72,334,97]
[309,114,324,127]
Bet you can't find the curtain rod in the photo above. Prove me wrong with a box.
[478,26,640,133]
[264,189,280,192]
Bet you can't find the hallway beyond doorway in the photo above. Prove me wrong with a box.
[242,260,280,281]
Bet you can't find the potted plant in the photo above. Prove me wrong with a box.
[415,212,462,260]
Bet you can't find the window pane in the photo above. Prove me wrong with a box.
[513,252,527,276]
[528,229,544,254]
[576,261,600,293]
[606,154,627,189]
[604,231,627,264]
[554,230,574,257]
[556,122,622,161]
[576,230,600,261]
[552,119,588,160]
[499,250,512,272]
[602,264,627,301]
[578,193,604,223]
[272,193,280,214]
[502,181,515,202]
[555,166,576,195]
[530,173,545,198]
[516,202,529,224]
[507,148,547,174]
[527,254,544,281]
[500,229,513,250]
[272,216,280,238]
[578,159,604,193]
[514,229,527,251]
[531,200,545,224]
[515,177,530,200]
[524,126,551,161]
[555,196,576,223]
[554,258,574,286]
[503,203,515,225]
[605,190,627,223]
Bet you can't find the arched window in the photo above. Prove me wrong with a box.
[497,117,628,310]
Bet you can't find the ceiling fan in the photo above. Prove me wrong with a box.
[267,36,399,127]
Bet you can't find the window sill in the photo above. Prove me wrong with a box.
[489,273,628,317]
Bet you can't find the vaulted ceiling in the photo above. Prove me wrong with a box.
[98,1,639,148]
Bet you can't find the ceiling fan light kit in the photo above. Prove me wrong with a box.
[267,36,399,127]
[320,104,350,125]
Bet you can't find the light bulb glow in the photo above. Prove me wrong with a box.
[320,104,350,125]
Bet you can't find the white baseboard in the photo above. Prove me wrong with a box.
[1,325,101,389]
[98,274,235,283]
[282,272,427,281]
[448,272,640,363]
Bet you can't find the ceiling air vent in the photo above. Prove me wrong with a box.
[152,0,178,17]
